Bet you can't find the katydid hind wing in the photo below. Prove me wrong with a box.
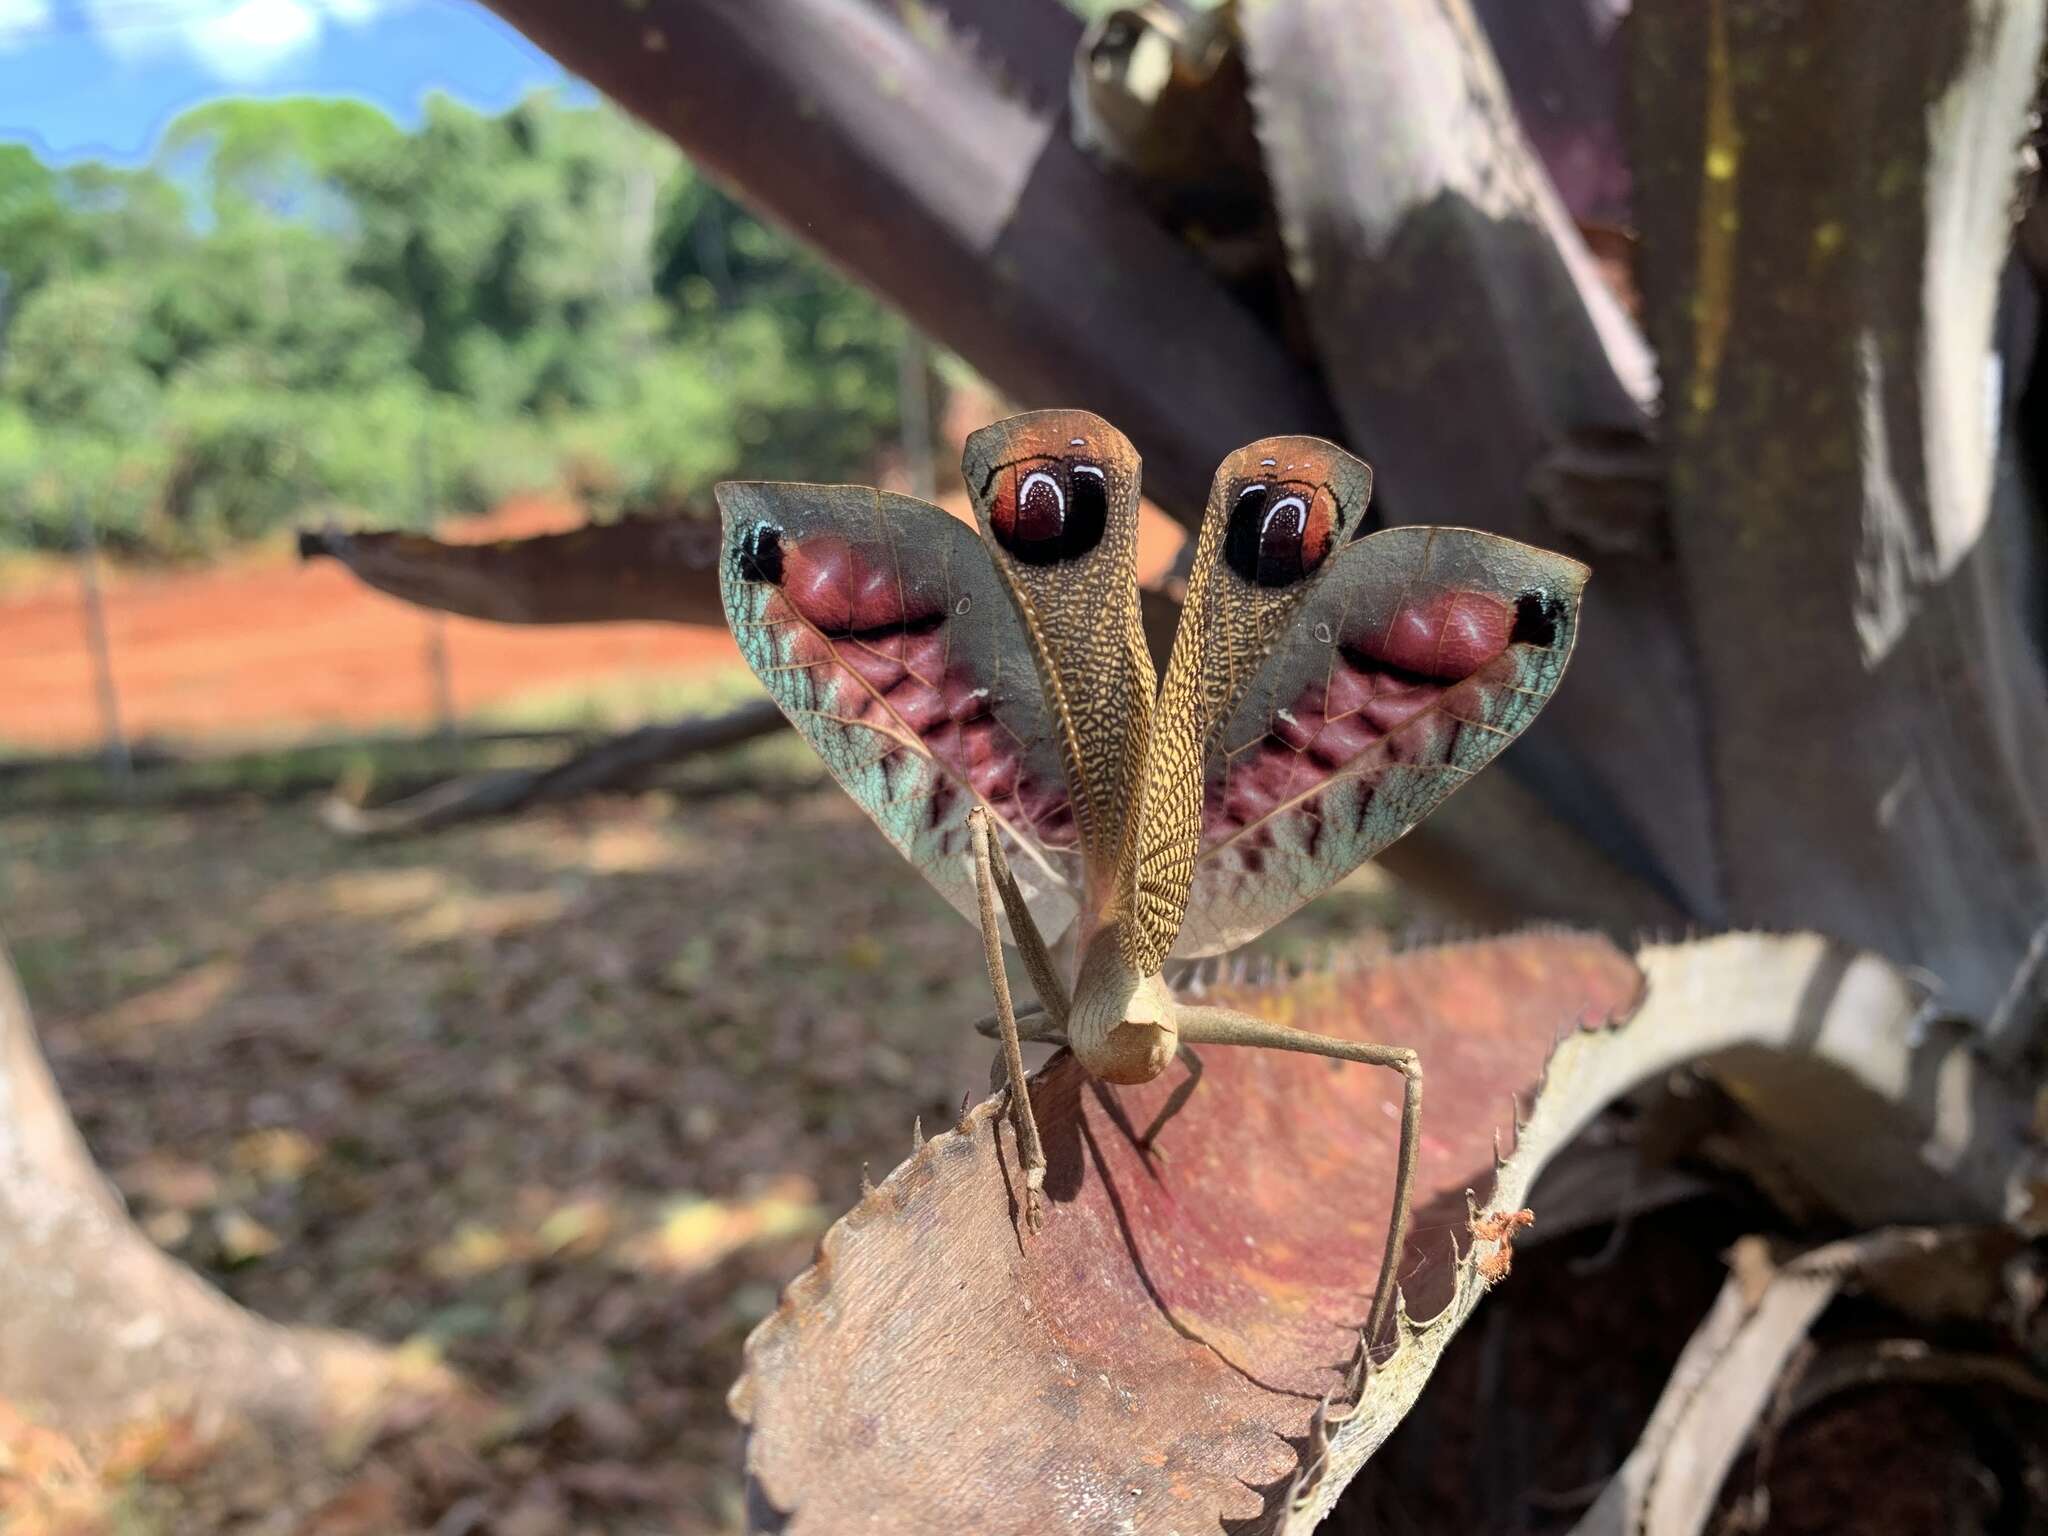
[716,481,1082,946]
[1175,524,1589,958]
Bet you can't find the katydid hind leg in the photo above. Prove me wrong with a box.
[1174,1005,1423,1352]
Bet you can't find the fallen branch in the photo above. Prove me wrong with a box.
[320,698,787,839]
[298,516,726,627]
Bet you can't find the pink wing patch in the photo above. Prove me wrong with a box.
[1206,591,1517,846]
[719,483,1081,944]
[1177,527,1587,958]
[1369,589,1516,680]
[768,532,1076,853]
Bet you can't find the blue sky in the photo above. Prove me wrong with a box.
[0,0,577,166]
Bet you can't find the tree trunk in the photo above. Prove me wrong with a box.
[0,936,390,1433]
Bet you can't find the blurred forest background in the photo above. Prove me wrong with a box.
[0,91,904,559]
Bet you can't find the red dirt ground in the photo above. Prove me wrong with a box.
[1,501,740,752]
[1,495,1185,753]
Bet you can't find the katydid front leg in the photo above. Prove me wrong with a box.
[969,809,1073,1031]
[967,808,1062,1230]
[1175,1006,1423,1352]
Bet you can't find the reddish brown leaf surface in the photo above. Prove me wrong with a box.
[298,516,726,627]
[731,932,1644,1534]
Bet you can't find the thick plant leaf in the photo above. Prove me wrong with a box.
[732,931,1643,1532]
[733,931,2044,1534]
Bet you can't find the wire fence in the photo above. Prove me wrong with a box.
[1,329,944,801]
[4,417,463,795]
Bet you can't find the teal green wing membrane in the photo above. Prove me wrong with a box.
[716,482,1081,945]
[1174,526,1589,959]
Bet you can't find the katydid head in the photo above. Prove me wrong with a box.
[1067,925,1179,1084]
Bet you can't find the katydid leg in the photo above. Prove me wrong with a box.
[968,808,1049,1229]
[1175,1005,1422,1351]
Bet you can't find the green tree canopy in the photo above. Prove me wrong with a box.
[0,91,905,557]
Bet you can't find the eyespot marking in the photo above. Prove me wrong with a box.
[1223,480,1339,587]
[1512,591,1563,649]
[738,522,785,585]
[989,456,1111,565]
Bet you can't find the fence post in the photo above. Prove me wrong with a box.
[70,499,132,790]
[418,418,457,745]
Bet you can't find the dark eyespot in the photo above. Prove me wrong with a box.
[1067,462,1108,539]
[1223,481,1338,587]
[737,522,784,584]
[990,458,1110,565]
[1511,590,1563,648]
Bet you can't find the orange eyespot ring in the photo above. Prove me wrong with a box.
[988,457,1110,566]
[1223,480,1340,587]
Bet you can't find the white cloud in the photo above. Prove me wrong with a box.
[321,0,394,23]
[185,0,319,81]
[73,0,403,79]
[0,0,55,40]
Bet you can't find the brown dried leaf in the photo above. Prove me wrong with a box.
[1297,933,2046,1526]
[733,932,1644,1533]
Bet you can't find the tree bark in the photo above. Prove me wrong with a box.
[0,935,391,1432]
[1629,0,2048,1042]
